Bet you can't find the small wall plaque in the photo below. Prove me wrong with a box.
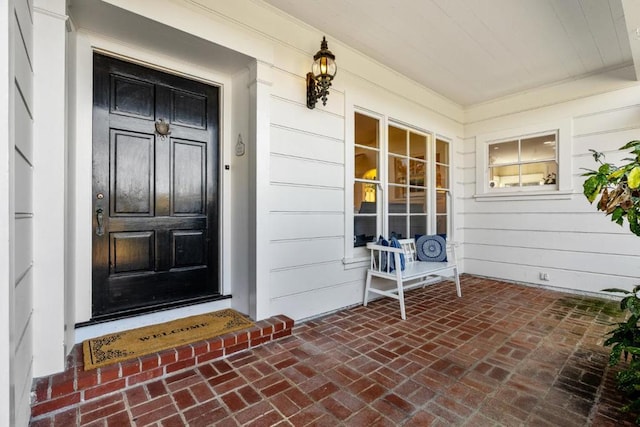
[235,134,245,156]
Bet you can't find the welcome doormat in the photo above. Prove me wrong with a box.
[82,309,254,370]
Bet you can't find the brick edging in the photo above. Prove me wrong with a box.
[30,315,294,420]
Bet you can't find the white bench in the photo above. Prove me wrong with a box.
[363,238,461,320]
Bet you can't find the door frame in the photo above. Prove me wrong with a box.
[72,32,236,324]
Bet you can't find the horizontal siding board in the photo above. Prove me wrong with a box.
[463,212,629,233]
[270,155,344,187]
[14,359,32,427]
[14,217,32,280]
[465,243,640,277]
[465,229,640,256]
[270,184,343,212]
[269,238,343,270]
[15,153,32,213]
[270,97,344,140]
[573,105,640,137]
[572,127,640,156]
[14,90,32,161]
[14,27,32,112]
[14,269,32,347]
[462,168,475,184]
[269,213,343,240]
[14,331,32,399]
[270,261,365,298]
[270,280,363,320]
[14,319,32,412]
[271,125,344,164]
[464,258,637,294]
[14,0,32,65]
[463,197,592,214]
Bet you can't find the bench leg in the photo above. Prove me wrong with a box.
[363,270,372,307]
[396,277,406,320]
[454,267,462,297]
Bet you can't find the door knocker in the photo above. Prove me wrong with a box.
[155,118,171,139]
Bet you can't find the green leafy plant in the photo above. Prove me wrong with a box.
[602,286,640,422]
[583,140,640,422]
[582,140,640,236]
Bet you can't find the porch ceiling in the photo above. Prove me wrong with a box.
[262,0,640,106]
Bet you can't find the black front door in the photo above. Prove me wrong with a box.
[92,53,220,320]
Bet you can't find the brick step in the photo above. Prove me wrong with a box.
[30,315,294,420]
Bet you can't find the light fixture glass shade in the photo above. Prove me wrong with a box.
[312,56,337,81]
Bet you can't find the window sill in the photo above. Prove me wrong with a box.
[473,190,574,202]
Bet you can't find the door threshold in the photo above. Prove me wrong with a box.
[74,296,233,344]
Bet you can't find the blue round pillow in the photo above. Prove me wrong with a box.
[416,234,447,262]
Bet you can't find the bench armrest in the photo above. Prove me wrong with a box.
[365,242,404,253]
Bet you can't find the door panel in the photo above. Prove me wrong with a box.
[173,140,205,215]
[92,53,219,319]
[111,130,155,216]
[110,232,155,273]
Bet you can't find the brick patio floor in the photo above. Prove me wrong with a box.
[30,275,638,426]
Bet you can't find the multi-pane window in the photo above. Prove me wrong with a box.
[435,138,450,235]
[387,126,429,239]
[488,132,557,189]
[353,111,451,247]
[353,113,379,247]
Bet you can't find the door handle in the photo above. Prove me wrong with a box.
[96,208,104,236]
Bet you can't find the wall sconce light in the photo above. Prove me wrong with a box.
[306,36,337,109]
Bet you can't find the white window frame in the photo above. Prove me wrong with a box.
[474,118,572,201]
[345,107,454,266]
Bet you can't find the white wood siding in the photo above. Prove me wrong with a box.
[13,0,34,425]
[267,66,352,318]
[463,85,640,295]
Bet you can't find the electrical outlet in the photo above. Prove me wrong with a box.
[539,272,550,281]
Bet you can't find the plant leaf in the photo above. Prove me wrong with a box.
[583,176,602,203]
[609,168,626,180]
[628,167,640,189]
[603,288,633,294]
[612,207,625,223]
[620,140,640,150]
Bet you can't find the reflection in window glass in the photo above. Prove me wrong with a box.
[355,146,377,179]
[410,133,427,159]
[488,132,557,189]
[354,216,376,247]
[435,139,449,164]
[409,215,427,239]
[355,113,379,148]
[354,182,377,213]
[436,190,448,214]
[388,215,407,239]
[389,126,407,155]
[389,156,407,185]
[409,159,426,188]
[436,164,449,189]
[521,135,556,162]
[488,140,518,165]
[409,191,427,215]
[436,190,449,236]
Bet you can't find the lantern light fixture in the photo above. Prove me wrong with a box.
[306,36,337,109]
